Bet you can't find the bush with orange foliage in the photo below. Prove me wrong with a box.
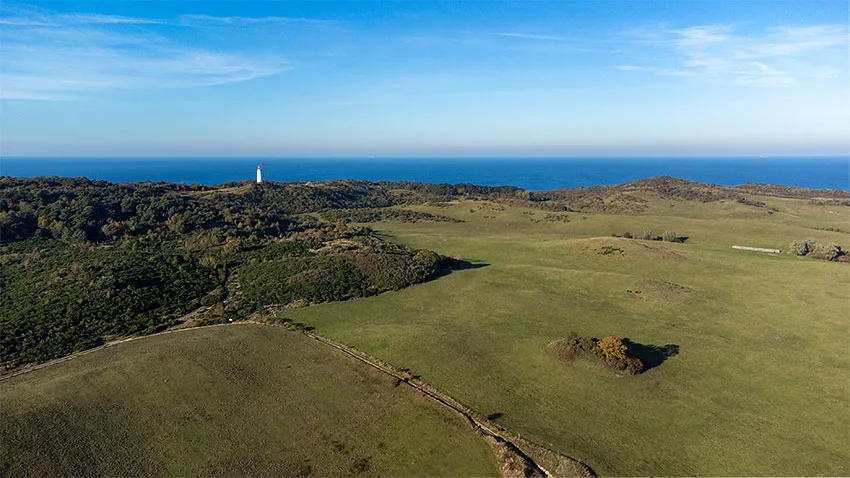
[550,332,644,375]
[597,336,628,362]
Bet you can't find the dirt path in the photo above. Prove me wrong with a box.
[295,325,595,477]
[0,320,596,477]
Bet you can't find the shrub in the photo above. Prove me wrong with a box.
[641,230,653,240]
[804,238,819,251]
[662,231,677,242]
[607,356,627,371]
[809,242,841,261]
[597,336,628,362]
[791,239,845,261]
[625,357,644,375]
[563,331,580,345]
[238,255,369,307]
[410,249,442,282]
[578,336,598,353]
[623,232,633,239]
[790,240,809,256]
[548,331,581,361]
[550,340,579,361]
[200,289,224,306]
[551,332,651,375]
[353,252,411,290]
[598,337,643,372]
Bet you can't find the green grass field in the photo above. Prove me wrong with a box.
[2,193,847,476]
[0,324,498,476]
[282,197,849,476]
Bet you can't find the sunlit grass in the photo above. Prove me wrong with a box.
[284,197,849,476]
[0,325,498,476]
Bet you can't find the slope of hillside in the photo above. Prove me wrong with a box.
[0,324,498,477]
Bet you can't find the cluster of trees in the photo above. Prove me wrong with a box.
[0,177,464,371]
[237,233,445,311]
[380,181,522,200]
[0,177,541,247]
[239,255,371,307]
[236,181,395,214]
[612,230,687,243]
[790,239,846,262]
[0,243,217,368]
[0,177,302,244]
[218,180,523,213]
[549,332,645,375]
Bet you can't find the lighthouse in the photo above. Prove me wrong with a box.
[256,164,262,184]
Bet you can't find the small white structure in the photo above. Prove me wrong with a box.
[732,245,781,254]
[256,164,262,184]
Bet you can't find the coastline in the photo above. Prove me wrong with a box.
[2,156,848,191]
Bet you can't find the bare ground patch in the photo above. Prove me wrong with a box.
[625,278,692,302]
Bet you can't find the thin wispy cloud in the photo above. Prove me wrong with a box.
[494,32,567,41]
[0,12,164,26]
[619,23,849,86]
[0,4,333,27]
[177,14,335,26]
[399,30,567,49]
[0,7,306,100]
[2,49,291,101]
[59,13,165,25]
[749,25,848,57]
[671,25,731,48]
[616,65,694,77]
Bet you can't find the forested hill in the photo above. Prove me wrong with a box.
[2,177,522,370]
[0,177,522,244]
[2,176,844,245]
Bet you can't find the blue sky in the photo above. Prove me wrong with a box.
[1,1,848,157]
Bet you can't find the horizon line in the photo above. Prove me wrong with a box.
[3,154,848,160]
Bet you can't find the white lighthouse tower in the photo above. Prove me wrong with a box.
[256,164,262,184]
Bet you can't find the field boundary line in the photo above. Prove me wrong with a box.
[285,323,596,478]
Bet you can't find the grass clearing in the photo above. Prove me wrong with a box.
[0,324,498,477]
[283,197,849,476]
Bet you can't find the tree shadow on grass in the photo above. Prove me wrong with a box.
[621,339,680,371]
[431,259,489,280]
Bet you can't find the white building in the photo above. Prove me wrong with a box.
[256,165,262,184]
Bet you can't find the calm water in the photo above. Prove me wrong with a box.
[1,157,848,191]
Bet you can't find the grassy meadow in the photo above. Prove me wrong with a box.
[281,196,849,476]
[0,324,498,476]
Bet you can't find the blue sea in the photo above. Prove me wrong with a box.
[1,157,848,191]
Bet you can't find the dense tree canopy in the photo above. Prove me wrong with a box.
[0,177,471,370]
